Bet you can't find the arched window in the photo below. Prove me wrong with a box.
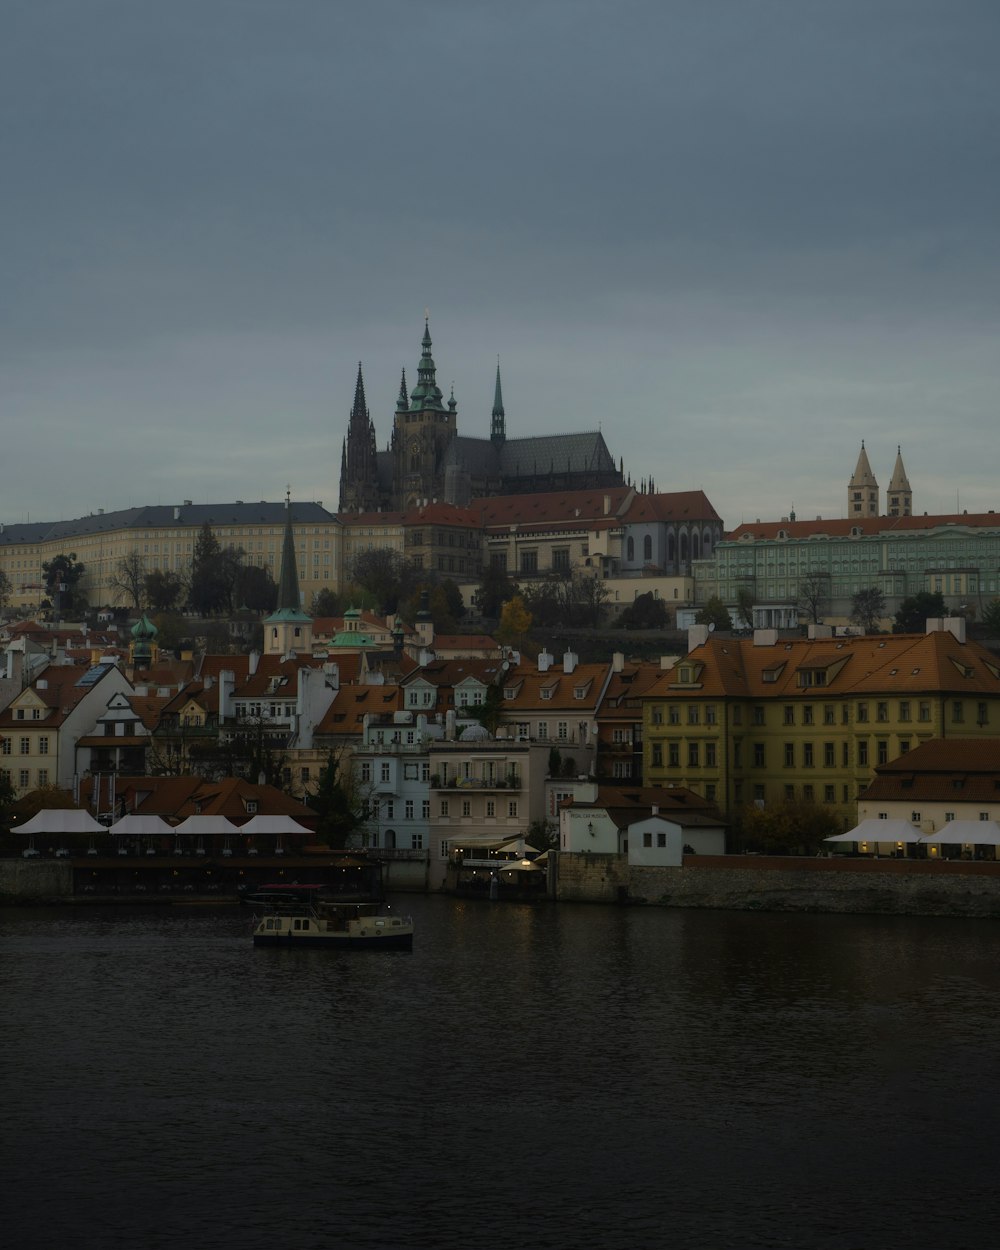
[643,535,652,561]
[692,531,701,559]
[667,533,675,563]
[679,532,689,563]
[627,537,635,562]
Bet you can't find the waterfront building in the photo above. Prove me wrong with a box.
[558,782,726,856]
[593,654,664,783]
[493,649,607,765]
[641,620,1000,826]
[858,738,1000,840]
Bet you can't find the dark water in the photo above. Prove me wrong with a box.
[3,898,1000,1250]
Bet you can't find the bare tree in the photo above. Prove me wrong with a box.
[735,585,755,631]
[850,586,886,634]
[797,572,830,625]
[109,549,147,611]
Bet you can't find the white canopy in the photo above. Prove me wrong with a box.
[109,814,175,837]
[172,815,241,836]
[239,815,312,835]
[921,820,1000,846]
[18,809,106,836]
[826,819,923,844]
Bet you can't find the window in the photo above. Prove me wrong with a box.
[784,743,795,767]
[753,706,765,726]
[858,741,869,766]
[613,760,632,778]
[980,812,991,821]
[803,784,814,801]
[520,550,538,574]
[405,800,414,819]
[643,832,652,847]
[899,740,910,755]
[824,785,835,803]
[753,743,765,767]
[687,743,699,767]
[945,811,955,822]
[824,705,835,725]
[705,705,717,725]
[899,701,911,723]
[857,703,869,723]
[508,801,518,818]
[919,701,931,723]
[978,702,989,727]
[384,801,394,819]
[440,840,450,859]
[19,769,30,788]
[411,834,424,850]
[876,702,888,723]
[657,832,666,847]
[380,763,390,783]
[876,741,888,765]
[785,784,795,800]
[552,547,570,572]
[440,800,449,817]
[557,722,568,741]
[668,742,680,767]
[687,707,699,725]
[462,800,471,817]
[911,811,921,823]
[486,800,495,817]
[705,742,717,767]
[803,743,814,767]
[705,784,716,802]
[537,722,548,740]
[668,705,680,725]
[37,769,48,787]
[753,784,765,802]
[652,743,663,767]
[1,739,9,756]
[952,701,964,724]
[19,737,30,754]
[803,706,814,726]
[422,801,430,819]
[824,742,835,767]
[732,706,743,726]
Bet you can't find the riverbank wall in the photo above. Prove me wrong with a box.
[555,853,1000,917]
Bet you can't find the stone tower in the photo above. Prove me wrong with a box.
[848,442,879,518]
[338,364,381,513]
[391,319,458,509]
[886,446,912,517]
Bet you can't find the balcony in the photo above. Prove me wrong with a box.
[430,776,522,792]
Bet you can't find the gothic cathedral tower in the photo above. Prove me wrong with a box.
[886,446,912,517]
[391,319,458,509]
[338,364,381,513]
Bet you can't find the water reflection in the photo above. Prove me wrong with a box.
[3,899,1000,1249]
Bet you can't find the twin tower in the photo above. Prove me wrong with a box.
[848,443,912,519]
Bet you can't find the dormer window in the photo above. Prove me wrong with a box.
[246,800,258,814]
[541,688,553,700]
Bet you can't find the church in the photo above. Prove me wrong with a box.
[338,321,623,513]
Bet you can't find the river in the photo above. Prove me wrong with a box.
[3,898,999,1249]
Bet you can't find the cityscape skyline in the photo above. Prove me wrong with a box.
[4,2,998,526]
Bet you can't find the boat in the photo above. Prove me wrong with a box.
[251,884,413,950]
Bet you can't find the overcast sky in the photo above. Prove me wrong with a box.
[3,0,998,530]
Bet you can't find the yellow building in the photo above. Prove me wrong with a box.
[642,621,1000,827]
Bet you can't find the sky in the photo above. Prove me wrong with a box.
[3,0,999,530]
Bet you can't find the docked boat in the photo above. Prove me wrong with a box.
[251,885,413,950]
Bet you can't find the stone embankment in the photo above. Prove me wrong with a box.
[556,853,1000,918]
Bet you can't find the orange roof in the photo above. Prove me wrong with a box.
[646,631,1000,701]
[316,686,402,735]
[727,511,1000,542]
[620,491,721,524]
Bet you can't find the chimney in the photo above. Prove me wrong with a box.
[808,624,833,639]
[753,629,779,647]
[928,616,967,643]
[562,650,578,674]
[248,650,260,676]
[603,495,611,515]
[612,651,625,673]
[537,649,554,672]
[687,624,710,651]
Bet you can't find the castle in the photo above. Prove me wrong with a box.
[338,321,623,513]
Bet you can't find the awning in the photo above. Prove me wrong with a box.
[826,819,923,843]
[921,820,1000,846]
[109,814,174,837]
[239,815,313,836]
[172,815,241,836]
[18,809,106,836]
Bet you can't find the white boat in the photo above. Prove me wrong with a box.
[251,885,413,950]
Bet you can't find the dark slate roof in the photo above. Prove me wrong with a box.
[0,501,338,542]
[450,431,618,480]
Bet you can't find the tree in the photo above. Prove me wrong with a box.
[562,570,611,628]
[695,596,733,632]
[981,599,1000,638]
[145,570,185,614]
[734,585,755,631]
[233,563,277,614]
[497,595,532,645]
[615,591,670,630]
[348,548,418,613]
[150,611,191,655]
[797,572,830,625]
[894,590,947,634]
[108,549,147,611]
[187,524,229,615]
[736,798,841,856]
[400,579,466,635]
[307,752,369,848]
[0,569,12,618]
[311,588,344,617]
[474,563,518,619]
[42,552,86,617]
[850,586,886,633]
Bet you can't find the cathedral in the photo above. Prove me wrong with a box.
[847,442,912,518]
[338,321,623,513]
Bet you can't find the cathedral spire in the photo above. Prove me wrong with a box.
[409,317,444,411]
[396,368,408,412]
[491,357,506,446]
[276,489,301,612]
[351,361,367,424]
